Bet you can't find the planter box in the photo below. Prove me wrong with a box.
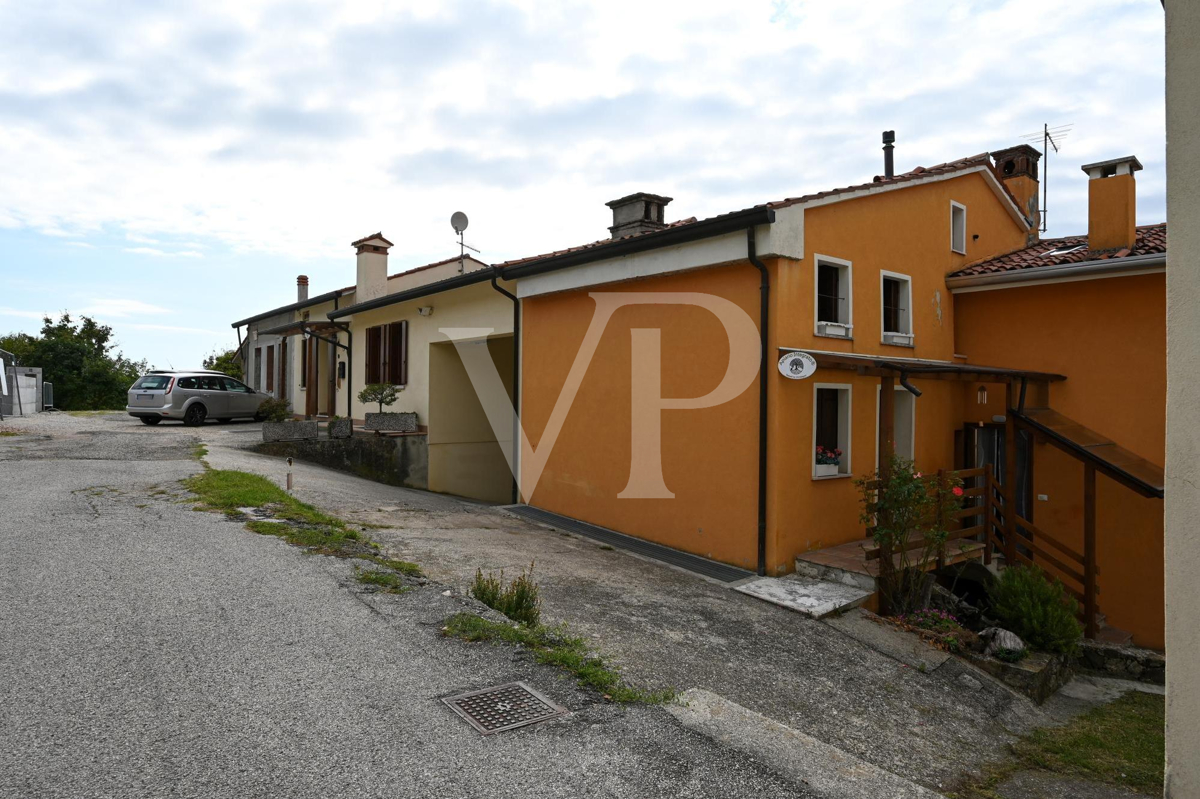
[364,411,418,433]
[327,418,353,439]
[814,463,840,478]
[262,421,319,442]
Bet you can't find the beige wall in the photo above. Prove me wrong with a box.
[1165,2,1199,795]
[427,336,515,502]
[345,279,515,425]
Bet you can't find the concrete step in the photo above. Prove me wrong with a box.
[667,689,944,799]
[734,575,872,619]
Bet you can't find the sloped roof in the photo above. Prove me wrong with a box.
[497,153,1015,272]
[950,223,1167,278]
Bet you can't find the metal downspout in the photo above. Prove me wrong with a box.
[747,228,769,577]
[490,270,520,505]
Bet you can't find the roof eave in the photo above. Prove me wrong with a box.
[947,252,1167,293]
[230,288,350,328]
[327,269,497,320]
[499,206,775,280]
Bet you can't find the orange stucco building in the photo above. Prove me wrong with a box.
[501,147,1165,648]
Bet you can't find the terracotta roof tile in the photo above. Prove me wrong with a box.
[497,153,1011,270]
[949,223,1167,278]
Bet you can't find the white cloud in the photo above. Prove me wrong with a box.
[0,0,1166,269]
[78,299,171,318]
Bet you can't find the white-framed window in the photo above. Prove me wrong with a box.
[814,254,853,338]
[950,201,967,254]
[875,384,916,468]
[812,383,851,478]
[880,271,913,346]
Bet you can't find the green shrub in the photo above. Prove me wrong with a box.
[256,396,293,423]
[470,562,541,627]
[358,383,399,413]
[989,565,1083,654]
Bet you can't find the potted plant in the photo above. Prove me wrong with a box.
[358,383,417,432]
[814,445,842,477]
[327,414,352,439]
[258,397,319,442]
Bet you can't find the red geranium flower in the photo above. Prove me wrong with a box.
[952,486,964,496]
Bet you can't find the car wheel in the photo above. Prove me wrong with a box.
[184,404,207,427]
[140,417,161,426]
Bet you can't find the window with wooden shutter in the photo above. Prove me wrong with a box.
[386,320,408,385]
[365,326,383,383]
[265,346,275,393]
[300,340,308,388]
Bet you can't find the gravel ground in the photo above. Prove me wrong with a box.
[0,413,813,798]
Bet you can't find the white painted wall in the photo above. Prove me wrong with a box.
[345,279,515,424]
[1165,3,1199,795]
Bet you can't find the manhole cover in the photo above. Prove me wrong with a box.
[442,682,567,735]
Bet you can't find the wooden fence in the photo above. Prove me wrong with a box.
[863,465,1099,638]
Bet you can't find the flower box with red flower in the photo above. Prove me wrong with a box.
[815,445,843,477]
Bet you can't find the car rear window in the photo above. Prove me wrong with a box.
[133,375,172,390]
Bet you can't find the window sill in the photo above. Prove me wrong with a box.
[812,473,852,481]
[880,338,915,349]
[815,332,854,341]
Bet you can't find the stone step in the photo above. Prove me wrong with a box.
[734,575,873,619]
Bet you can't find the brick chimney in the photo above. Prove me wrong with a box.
[991,144,1041,238]
[351,232,393,302]
[605,193,672,239]
[1081,156,1142,251]
[297,275,309,302]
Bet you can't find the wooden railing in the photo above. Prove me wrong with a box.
[863,464,1099,638]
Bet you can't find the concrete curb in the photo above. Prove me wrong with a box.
[666,689,944,799]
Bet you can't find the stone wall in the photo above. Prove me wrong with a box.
[255,433,428,491]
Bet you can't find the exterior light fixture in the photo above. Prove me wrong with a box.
[418,306,434,317]
[977,385,988,405]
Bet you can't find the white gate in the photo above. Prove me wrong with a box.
[12,376,36,416]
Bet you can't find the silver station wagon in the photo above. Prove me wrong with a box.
[126,370,264,426]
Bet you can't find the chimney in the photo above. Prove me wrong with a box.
[297,274,309,303]
[605,193,672,239]
[351,232,394,302]
[882,130,895,179]
[991,144,1042,240]
[1081,156,1143,251]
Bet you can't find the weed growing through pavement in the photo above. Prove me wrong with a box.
[443,613,675,705]
[470,562,541,627]
[185,469,422,583]
[354,566,412,594]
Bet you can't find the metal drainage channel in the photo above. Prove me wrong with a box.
[503,505,754,584]
[442,682,567,735]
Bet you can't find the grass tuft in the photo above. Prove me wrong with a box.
[355,567,412,594]
[950,690,1164,797]
[185,468,422,582]
[443,613,674,704]
[192,442,209,462]
[470,562,541,627]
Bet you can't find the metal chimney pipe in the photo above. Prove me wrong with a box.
[882,130,895,179]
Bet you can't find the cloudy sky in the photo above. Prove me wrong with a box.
[0,0,1165,370]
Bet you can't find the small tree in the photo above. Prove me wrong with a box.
[203,348,243,380]
[856,455,963,616]
[358,383,399,413]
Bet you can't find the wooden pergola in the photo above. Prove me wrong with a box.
[781,349,1163,637]
[260,319,352,419]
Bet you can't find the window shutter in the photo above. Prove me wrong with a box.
[366,326,382,383]
[400,320,408,386]
[387,322,405,384]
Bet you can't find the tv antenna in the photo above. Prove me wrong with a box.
[1021,123,1072,233]
[450,211,480,273]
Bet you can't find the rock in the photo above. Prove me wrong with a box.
[980,627,1026,657]
[957,674,983,691]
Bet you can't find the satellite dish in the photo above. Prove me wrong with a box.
[450,211,469,234]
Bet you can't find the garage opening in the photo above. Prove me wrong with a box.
[427,335,515,503]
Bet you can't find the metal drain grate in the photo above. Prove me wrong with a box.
[442,682,567,735]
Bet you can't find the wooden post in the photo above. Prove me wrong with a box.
[935,468,946,570]
[983,463,994,565]
[1083,462,1098,639]
[305,336,318,419]
[879,376,895,473]
[1004,381,1018,565]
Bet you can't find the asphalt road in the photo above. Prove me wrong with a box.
[0,415,810,799]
